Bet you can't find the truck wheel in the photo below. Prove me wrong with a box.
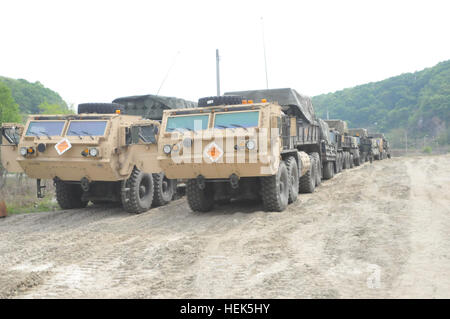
[299,156,316,194]
[350,154,354,168]
[312,153,321,186]
[360,153,365,163]
[55,181,88,209]
[198,95,243,107]
[78,103,124,114]
[152,173,175,207]
[186,179,214,212]
[121,167,154,213]
[261,160,289,211]
[323,161,334,180]
[337,153,343,172]
[286,157,299,204]
[355,156,360,166]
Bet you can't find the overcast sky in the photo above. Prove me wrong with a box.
[1,0,449,108]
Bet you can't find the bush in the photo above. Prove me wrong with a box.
[423,146,432,154]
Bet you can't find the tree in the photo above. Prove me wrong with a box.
[0,82,21,125]
[38,101,74,115]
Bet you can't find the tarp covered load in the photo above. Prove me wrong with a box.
[112,94,197,120]
[317,118,330,143]
[224,88,316,124]
[348,128,368,138]
[324,120,348,134]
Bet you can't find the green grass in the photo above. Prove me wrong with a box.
[0,175,59,215]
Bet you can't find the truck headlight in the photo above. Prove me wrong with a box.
[163,144,172,154]
[20,147,28,156]
[246,140,256,150]
[89,148,98,157]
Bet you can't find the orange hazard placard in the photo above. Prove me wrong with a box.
[55,138,72,155]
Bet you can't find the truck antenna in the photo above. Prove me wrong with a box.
[216,49,221,96]
[261,17,269,89]
[157,51,181,95]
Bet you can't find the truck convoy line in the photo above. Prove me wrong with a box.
[0,88,391,213]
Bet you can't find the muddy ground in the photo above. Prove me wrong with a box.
[1,154,449,298]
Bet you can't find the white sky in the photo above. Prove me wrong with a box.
[1,0,449,108]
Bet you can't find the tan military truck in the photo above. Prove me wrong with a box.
[1,103,176,213]
[157,89,327,212]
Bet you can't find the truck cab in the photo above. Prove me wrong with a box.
[1,112,170,213]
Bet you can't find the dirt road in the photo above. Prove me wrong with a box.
[1,154,449,298]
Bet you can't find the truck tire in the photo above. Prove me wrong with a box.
[354,155,360,166]
[186,179,215,212]
[152,173,175,207]
[337,153,343,173]
[121,167,154,213]
[261,160,289,212]
[344,152,350,169]
[350,154,354,168]
[198,95,243,107]
[286,156,299,204]
[78,103,124,114]
[312,152,321,186]
[323,161,334,180]
[55,181,88,209]
[299,155,316,194]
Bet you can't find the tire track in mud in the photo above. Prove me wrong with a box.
[1,155,449,298]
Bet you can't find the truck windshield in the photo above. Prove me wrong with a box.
[67,121,107,136]
[214,111,259,129]
[166,115,209,132]
[26,121,65,137]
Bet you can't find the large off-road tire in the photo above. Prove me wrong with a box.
[121,167,154,214]
[198,95,243,107]
[343,152,350,169]
[350,154,354,168]
[311,153,321,186]
[186,179,215,212]
[354,155,361,166]
[152,173,175,207]
[360,152,366,163]
[55,181,88,209]
[336,152,343,173]
[299,155,316,194]
[78,103,124,114]
[286,156,299,204]
[261,161,289,212]
[322,161,335,180]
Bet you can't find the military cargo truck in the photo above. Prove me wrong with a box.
[1,103,175,213]
[157,88,335,212]
[370,133,391,159]
[347,128,374,163]
[325,119,361,169]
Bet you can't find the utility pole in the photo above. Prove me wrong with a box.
[216,49,221,96]
[405,130,408,153]
[261,17,269,89]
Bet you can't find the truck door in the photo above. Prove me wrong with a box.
[1,123,24,173]
[119,122,161,175]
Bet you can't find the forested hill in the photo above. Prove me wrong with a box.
[0,76,68,114]
[312,60,450,142]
